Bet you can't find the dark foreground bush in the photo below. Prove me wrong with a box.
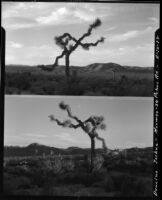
[119,175,152,197]
[5,71,153,96]
[3,175,32,195]
[57,170,104,187]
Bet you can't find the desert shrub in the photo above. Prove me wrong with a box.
[66,83,85,95]
[58,170,104,187]
[14,186,42,195]
[3,175,32,194]
[104,175,115,192]
[6,159,19,167]
[43,157,75,174]
[119,175,152,197]
[6,72,31,91]
[3,179,18,194]
[41,80,57,95]
[41,184,56,196]
[41,185,79,196]
[16,176,32,189]
[27,159,42,168]
[30,169,47,187]
[62,159,75,172]
[110,173,130,191]
[50,158,64,174]
[101,87,112,95]
[30,85,45,94]
[120,75,128,83]
[4,164,31,176]
[7,165,30,176]
[5,70,153,96]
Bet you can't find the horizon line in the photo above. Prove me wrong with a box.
[4,142,153,150]
[5,95,154,100]
[5,62,154,68]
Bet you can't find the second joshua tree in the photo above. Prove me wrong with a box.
[49,101,108,172]
[43,18,105,79]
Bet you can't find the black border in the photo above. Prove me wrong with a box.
[0,1,160,200]
[153,28,160,200]
[1,27,5,200]
[0,0,161,3]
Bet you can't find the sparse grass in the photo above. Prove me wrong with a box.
[5,69,153,96]
[3,152,153,197]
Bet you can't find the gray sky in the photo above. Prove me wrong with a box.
[2,2,159,67]
[4,96,153,149]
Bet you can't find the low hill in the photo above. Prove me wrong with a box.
[4,143,103,157]
[5,62,154,96]
[86,62,124,72]
[4,143,153,158]
[5,62,153,74]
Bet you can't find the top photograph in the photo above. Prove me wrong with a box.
[2,2,160,96]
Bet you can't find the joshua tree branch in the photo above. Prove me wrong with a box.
[79,37,105,50]
[95,132,108,151]
[79,18,102,42]
[42,49,67,71]
[84,116,105,128]
[70,18,102,52]
[54,49,67,66]
[59,102,83,125]
[56,33,78,43]
[69,123,81,129]
[49,115,80,129]
[42,18,104,73]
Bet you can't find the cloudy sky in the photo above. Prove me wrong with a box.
[2,2,159,67]
[4,96,153,149]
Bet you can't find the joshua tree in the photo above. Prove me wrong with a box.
[49,101,108,172]
[43,18,105,79]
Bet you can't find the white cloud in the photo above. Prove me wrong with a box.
[149,17,159,27]
[6,55,15,63]
[9,41,23,48]
[125,141,153,149]
[24,133,47,138]
[2,2,109,30]
[107,26,155,43]
[5,23,36,30]
[26,45,56,59]
[108,30,139,42]
[36,6,104,26]
[103,26,116,33]
[36,7,70,25]
[73,10,96,22]
[55,132,77,143]
[2,2,50,19]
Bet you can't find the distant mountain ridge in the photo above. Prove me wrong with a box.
[4,143,103,157]
[4,143,153,157]
[86,62,153,72]
[5,62,153,74]
[86,62,123,71]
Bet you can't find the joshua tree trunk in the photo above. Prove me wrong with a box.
[111,70,115,81]
[49,101,108,173]
[42,19,105,80]
[90,137,95,173]
[65,54,70,79]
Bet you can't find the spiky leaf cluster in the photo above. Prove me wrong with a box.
[49,115,55,121]
[88,18,102,31]
[49,101,108,154]
[62,119,72,127]
[88,115,106,130]
[42,18,105,72]
[84,122,93,133]
[54,36,69,49]
[59,101,68,110]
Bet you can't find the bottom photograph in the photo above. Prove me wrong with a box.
[3,95,153,197]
